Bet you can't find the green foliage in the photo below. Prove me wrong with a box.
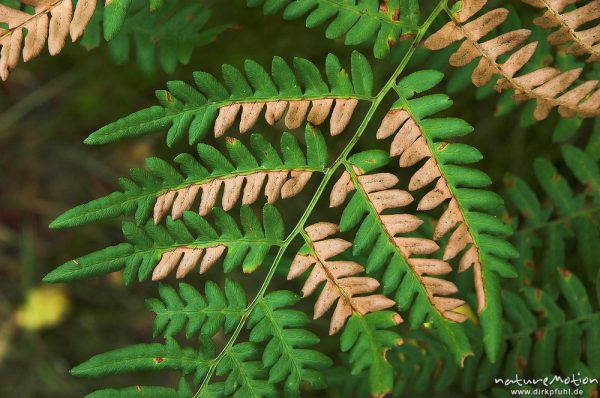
[82,0,230,77]
[340,311,402,397]
[84,52,373,146]
[391,269,600,397]
[246,0,420,58]
[50,128,327,228]
[247,290,332,397]
[45,204,285,284]
[147,280,247,339]
[506,145,600,288]
[39,1,600,397]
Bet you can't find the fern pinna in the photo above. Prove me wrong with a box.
[0,0,226,79]
[38,0,600,397]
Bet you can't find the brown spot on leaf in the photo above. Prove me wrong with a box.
[517,356,526,372]
[534,329,544,341]
[379,0,388,13]
[154,357,164,364]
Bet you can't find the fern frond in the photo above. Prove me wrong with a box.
[147,280,247,339]
[423,0,600,120]
[44,204,284,283]
[392,269,600,396]
[85,378,195,398]
[247,290,332,397]
[70,336,214,383]
[214,342,277,398]
[287,222,397,335]
[78,282,333,397]
[332,151,474,364]
[506,145,600,286]
[90,0,230,76]
[51,128,325,229]
[522,0,600,62]
[245,0,420,59]
[389,329,459,395]
[84,51,373,146]
[0,0,140,80]
[340,311,403,397]
[331,70,515,361]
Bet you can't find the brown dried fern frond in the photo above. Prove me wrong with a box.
[423,0,600,120]
[287,222,398,334]
[151,245,226,281]
[215,98,359,138]
[522,0,600,62]
[0,0,96,80]
[376,107,491,314]
[153,170,312,223]
[330,169,468,322]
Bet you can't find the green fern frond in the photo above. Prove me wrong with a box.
[71,336,214,383]
[215,342,277,398]
[506,145,600,286]
[81,0,231,76]
[147,280,247,339]
[247,290,332,397]
[391,268,600,396]
[50,128,326,229]
[340,311,403,397]
[85,377,195,398]
[245,0,420,58]
[389,329,458,395]
[286,222,402,395]
[84,51,373,146]
[0,0,185,79]
[77,284,332,397]
[44,204,285,283]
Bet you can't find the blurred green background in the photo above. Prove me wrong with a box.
[0,1,593,397]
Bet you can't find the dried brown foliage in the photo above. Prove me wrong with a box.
[214,98,358,138]
[423,0,600,119]
[330,166,468,322]
[375,107,486,315]
[152,245,226,281]
[287,222,398,334]
[0,0,96,80]
[523,0,600,61]
[153,170,312,224]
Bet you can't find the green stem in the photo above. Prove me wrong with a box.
[505,311,600,341]
[193,2,447,395]
[515,205,600,235]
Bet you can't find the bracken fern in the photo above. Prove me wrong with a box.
[28,0,600,397]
